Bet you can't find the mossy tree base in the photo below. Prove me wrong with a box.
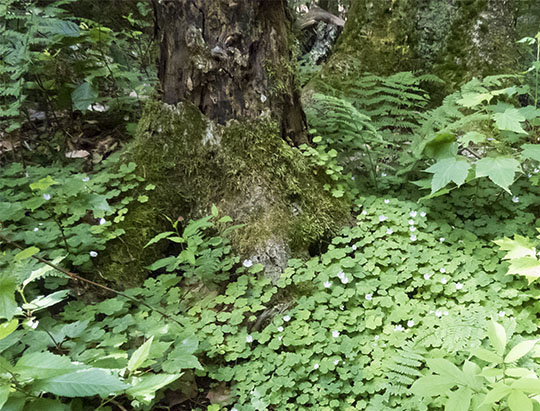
[99,101,349,286]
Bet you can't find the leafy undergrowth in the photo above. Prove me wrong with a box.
[3,174,540,410]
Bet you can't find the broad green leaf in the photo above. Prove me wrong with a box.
[487,320,507,355]
[0,381,9,409]
[521,144,540,162]
[445,386,472,411]
[405,371,450,396]
[47,20,80,37]
[71,82,98,113]
[505,340,539,363]
[127,373,182,404]
[211,204,219,217]
[143,232,175,248]
[14,246,39,262]
[22,290,69,311]
[481,383,512,405]
[15,352,80,379]
[426,358,465,381]
[471,347,503,363]
[458,92,493,108]
[425,157,470,193]
[506,368,535,378]
[128,336,154,372]
[475,156,521,193]
[36,368,128,397]
[494,235,536,260]
[460,131,486,146]
[507,390,533,411]
[0,319,18,340]
[511,378,540,394]
[0,275,17,320]
[481,367,504,378]
[507,257,540,283]
[146,256,177,271]
[493,108,527,134]
[423,133,458,160]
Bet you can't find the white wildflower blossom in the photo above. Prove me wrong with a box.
[420,211,426,217]
[362,210,367,215]
[512,196,519,203]
[410,234,417,241]
[439,237,445,242]
[456,283,464,290]
[435,310,442,317]
[323,281,332,288]
[384,199,390,204]
[498,311,505,318]
[246,335,253,343]
[379,215,387,222]
[277,326,284,332]
[333,359,340,365]
[99,218,106,225]
[410,211,417,218]
[243,259,253,268]
[313,363,319,370]
[33,227,39,232]
[374,335,379,341]
[340,276,349,284]
[407,320,415,327]
[365,293,373,301]
[352,244,357,250]
[278,336,283,341]
[441,278,448,285]
[43,193,51,201]
[424,273,431,280]
[408,219,415,225]
[440,267,446,273]
[381,172,387,177]
[283,315,291,322]
[337,271,345,279]
[444,311,449,316]
[82,177,90,182]
[394,325,404,332]
[386,228,393,235]
[410,226,416,232]
[332,330,340,338]
[339,305,344,310]
[89,251,98,257]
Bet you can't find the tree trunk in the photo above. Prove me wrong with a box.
[153,0,307,144]
[98,0,349,286]
[317,0,540,94]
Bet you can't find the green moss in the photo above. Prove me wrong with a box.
[100,100,349,286]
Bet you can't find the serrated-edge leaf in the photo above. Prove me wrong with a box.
[504,339,539,363]
[128,336,154,372]
[487,320,507,355]
[36,368,128,397]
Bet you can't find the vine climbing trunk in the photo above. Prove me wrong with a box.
[97,0,349,286]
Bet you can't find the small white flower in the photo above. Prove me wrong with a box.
[410,211,417,218]
[283,315,291,322]
[33,227,39,232]
[435,310,442,317]
[440,268,446,273]
[379,215,387,222]
[323,281,332,288]
[365,293,373,301]
[340,276,349,284]
[333,359,340,365]
[339,305,344,310]
[82,177,90,182]
[352,244,357,250]
[277,326,284,332]
[99,218,106,225]
[394,325,404,332]
[410,226,416,232]
[381,172,387,177]
[456,283,464,290]
[362,210,367,215]
[28,319,39,329]
[408,219,415,225]
[410,234,417,241]
[498,311,506,318]
[407,320,415,327]
[246,335,253,343]
[243,259,253,268]
[386,228,393,235]
[424,273,431,280]
[232,408,238,411]
[337,271,345,279]
[444,311,449,316]
[260,94,267,103]
[278,336,283,341]
[384,199,390,204]
[374,335,380,341]
[43,193,51,201]
[535,168,539,173]
[351,176,355,181]
[439,237,445,242]
[441,278,448,285]
[89,251,98,257]
[420,211,426,217]
[313,363,319,370]
[332,330,340,338]
[512,196,519,203]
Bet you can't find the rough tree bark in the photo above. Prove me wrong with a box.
[98,0,348,286]
[316,0,540,94]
